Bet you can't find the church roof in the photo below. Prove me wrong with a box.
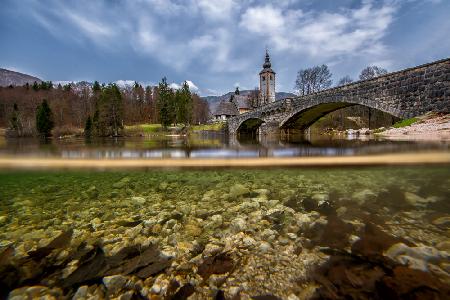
[233,95,252,109]
[214,100,238,116]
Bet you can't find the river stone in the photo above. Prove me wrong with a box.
[432,216,450,228]
[230,217,246,233]
[185,223,202,237]
[131,196,146,204]
[229,184,250,198]
[436,241,450,252]
[73,285,89,298]
[113,177,130,189]
[396,255,428,272]
[209,215,223,229]
[352,189,377,205]
[404,192,437,207]
[87,186,99,199]
[103,275,128,294]
[259,241,272,253]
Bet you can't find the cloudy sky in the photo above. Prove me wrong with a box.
[1,0,449,95]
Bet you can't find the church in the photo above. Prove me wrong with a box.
[214,50,276,121]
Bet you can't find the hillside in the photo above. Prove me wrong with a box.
[0,68,42,87]
[203,90,296,112]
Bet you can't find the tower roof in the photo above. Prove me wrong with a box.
[263,50,271,68]
[260,49,276,74]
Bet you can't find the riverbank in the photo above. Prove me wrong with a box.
[377,113,450,141]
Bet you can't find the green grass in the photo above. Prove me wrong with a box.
[392,117,419,128]
[190,123,224,131]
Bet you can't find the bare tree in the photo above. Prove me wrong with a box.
[359,66,388,80]
[295,64,333,96]
[337,75,353,86]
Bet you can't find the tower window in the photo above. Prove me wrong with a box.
[270,75,273,80]
[262,76,265,81]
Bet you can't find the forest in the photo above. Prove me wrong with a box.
[0,79,210,137]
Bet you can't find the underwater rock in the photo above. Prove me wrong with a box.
[72,285,89,298]
[384,243,449,265]
[352,223,413,258]
[197,252,234,280]
[432,216,450,228]
[103,274,128,294]
[113,177,131,189]
[184,222,202,237]
[259,241,272,253]
[436,241,450,252]
[404,192,437,207]
[208,215,223,229]
[229,184,250,199]
[8,285,63,300]
[0,215,7,225]
[86,186,99,199]
[230,217,246,233]
[352,189,377,205]
[28,229,73,260]
[131,196,146,204]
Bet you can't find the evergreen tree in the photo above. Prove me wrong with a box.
[9,103,22,135]
[157,77,174,128]
[92,108,100,136]
[84,115,93,137]
[96,84,124,136]
[32,81,39,91]
[93,81,101,92]
[36,99,54,137]
[235,87,240,95]
[175,81,193,125]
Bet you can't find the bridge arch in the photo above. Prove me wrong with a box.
[279,101,402,130]
[237,118,265,135]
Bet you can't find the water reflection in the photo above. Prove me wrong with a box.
[0,132,448,159]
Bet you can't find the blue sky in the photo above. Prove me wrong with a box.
[1,0,449,95]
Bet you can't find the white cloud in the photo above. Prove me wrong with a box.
[115,80,136,87]
[186,80,199,92]
[240,2,397,58]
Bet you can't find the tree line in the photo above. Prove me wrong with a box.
[0,78,210,138]
[295,65,388,96]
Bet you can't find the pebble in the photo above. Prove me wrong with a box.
[229,184,250,198]
[131,196,146,204]
[230,217,247,233]
[259,241,272,253]
[103,275,127,294]
[432,216,450,227]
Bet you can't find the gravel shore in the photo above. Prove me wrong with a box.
[379,113,450,141]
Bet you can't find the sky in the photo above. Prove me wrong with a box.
[1,0,449,96]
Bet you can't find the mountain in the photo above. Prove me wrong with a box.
[202,90,297,112]
[0,68,42,87]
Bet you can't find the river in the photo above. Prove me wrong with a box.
[0,133,449,299]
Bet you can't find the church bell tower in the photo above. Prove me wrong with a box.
[259,50,276,105]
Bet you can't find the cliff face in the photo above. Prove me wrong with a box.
[0,68,42,87]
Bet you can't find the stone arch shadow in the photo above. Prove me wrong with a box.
[237,118,265,136]
[280,102,401,131]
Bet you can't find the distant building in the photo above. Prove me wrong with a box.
[213,50,276,120]
[258,50,276,105]
[214,98,238,121]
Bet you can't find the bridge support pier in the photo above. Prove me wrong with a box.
[259,122,280,136]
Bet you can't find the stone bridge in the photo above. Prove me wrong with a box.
[228,58,450,135]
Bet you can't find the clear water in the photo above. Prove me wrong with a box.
[0,133,448,158]
[0,166,449,298]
